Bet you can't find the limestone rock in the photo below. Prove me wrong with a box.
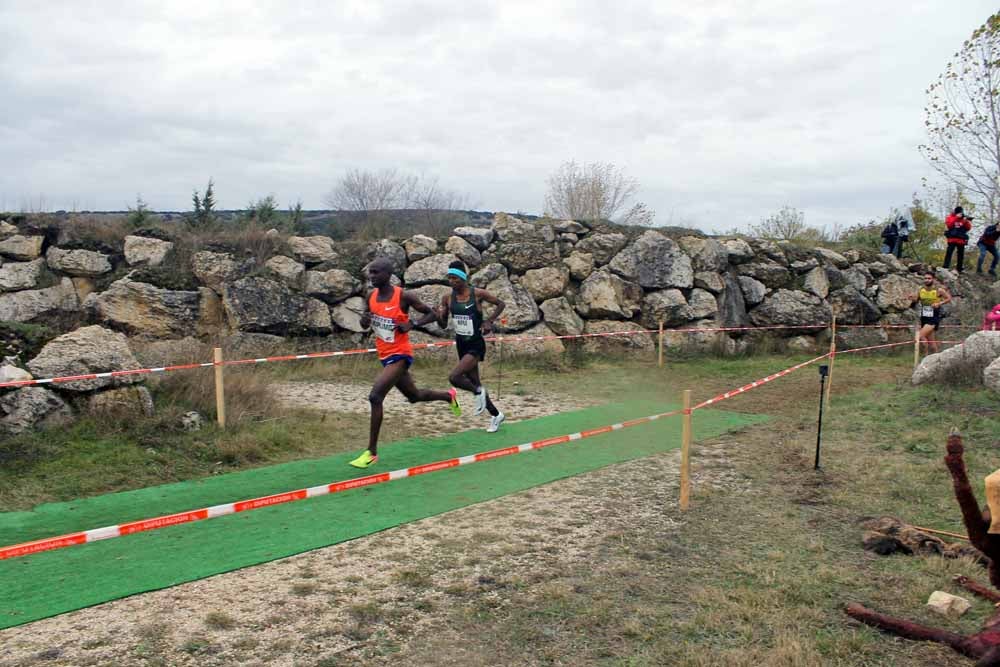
[222,277,332,335]
[608,231,694,289]
[926,591,971,619]
[790,258,819,273]
[452,226,494,250]
[803,266,830,299]
[0,259,45,292]
[264,255,305,286]
[470,263,508,288]
[829,286,881,325]
[192,251,253,292]
[842,266,870,292]
[288,235,338,264]
[641,289,692,329]
[445,235,483,268]
[813,247,850,269]
[0,235,44,260]
[984,356,1000,392]
[404,254,461,287]
[485,274,540,332]
[786,335,817,353]
[575,233,628,266]
[0,365,31,384]
[330,296,367,333]
[86,386,154,417]
[718,272,751,329]
[913,332,1000,385]
[580,320,654,354]
[502,322,565,357]
[738,276,767,306]
[0,387,73,435]
[302,269,361,303]
[750,289,832,334]
[688,288,719,320]
[91,279,201,338]
[553,220,588,235]
[539,297,584,336]
[678,236,729,272]
[521,266,569,303]
[694,271,725,294]
[576,270,642,320]
[836,327,888,350]
[46,247,112,277]
[124,235,174,267]
[365,239,407,275]
[403,235,438,262]
[27,325,142,392]
[876,274,922,312]
[722,238,754,264]
[736,262,791,289]
[564,252,594,281]
[0,278,79,322]
[491,213,553,243]
[489,241,560,273]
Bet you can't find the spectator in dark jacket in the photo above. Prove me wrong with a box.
[880,220,899,255]
[976,222,999,276]
[894,215,911,258]
[943,206,972,272]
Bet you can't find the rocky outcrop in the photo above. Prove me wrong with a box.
[485,274,540,332]
[27,325,142,391]
[576,270,642,320]
[0,386,73,435]
[0,235,44,261]
[444,236,482,268]
[192,251,253,292]
[0,259,45,292]
[576,233,628,266]
[288,235,338,264]
[222,277,332,335]
[124,235,173,266]
[46,247,112,277]
[452,227,493,250]
[404,254,461,287]
[403,235,438,262]
[264,255,305,286]
[539,297,584,336]
[302,269,360,303]
[90,279,202,338]
[750,289,832,334]
[521,266,569,303]
[0,278,79,322]
[609,231,694,289]
[913,332,1000,386]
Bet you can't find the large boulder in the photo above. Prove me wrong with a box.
[678,237,728,272]
[452,226,494,250]
[521,266,569,303]
[688,288,719,320]
[0,278,79,322]
[302,269,361,303]
[641,289,692,328]
[264,255,305,286]
[445,235,483,268]
[0,387,73,435]
[564,252,595,281]
[736,262,791,289]
[485,275,540,332]
[737,275,767,306]
[803,266,830,299]
[489,241,560,273]
[470,263,508,288]
[608,231,694,289]
[836,327,889,350]
[404,253,461,287]
[722,238,754,264]
[192,251,253,292]
[876,274,922,312]
[86,386,155,417]
[492,213,553,243]
[0,259,45,292]
[913,332,1000,385]
[813,247,850,269]
[580,320,654,354]
[288,235,338,264]
[750,289,832,334]
[694,271,725,294]
[222,277,332,335]
[575,233,628,266]
[124,235,174,267]
[985,356,1000,392]
[90,279,201,338]
[576,270,642,320]
[842,266,871,292]
[366,239,407,275]
[829,286,881,325]
[330,296,367,333]
[46,247,112,277]
[539,297,584,336]
[26,325,142,391]
[403,235,438,262]
[0,235,44,261]
[554,220,589,234]
[407,284,452,337]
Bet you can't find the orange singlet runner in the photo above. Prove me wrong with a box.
[368,285,414,363]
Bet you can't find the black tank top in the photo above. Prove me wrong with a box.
[450,287,483,341]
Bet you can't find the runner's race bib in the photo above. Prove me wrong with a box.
[372,314,396,342]
[921,305,935,318]
[454,314,474,337]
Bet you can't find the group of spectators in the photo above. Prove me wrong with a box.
[880,206,999,275]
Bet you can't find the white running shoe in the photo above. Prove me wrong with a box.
[487,411,505,433]
[474,388,488,416]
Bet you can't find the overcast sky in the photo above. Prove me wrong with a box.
[1,1,996,233]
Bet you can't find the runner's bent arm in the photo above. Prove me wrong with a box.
[398,291,437,333]
[359,290,373,330]
[476,289,505,334]
[936,288,952,307]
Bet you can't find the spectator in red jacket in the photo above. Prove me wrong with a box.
[943,206,973,273]
[984,303,1000,331]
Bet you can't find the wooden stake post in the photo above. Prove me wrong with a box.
[680,389,692,511]
[913,324,921,371]
[214,347,226,429]
[824,316,837,407]
[657,321,664,368]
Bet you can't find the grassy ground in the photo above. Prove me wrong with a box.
[1,348,997,665]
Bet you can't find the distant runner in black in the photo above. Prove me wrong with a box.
[437,260,507,432]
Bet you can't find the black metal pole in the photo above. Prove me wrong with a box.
[815,369,827,470]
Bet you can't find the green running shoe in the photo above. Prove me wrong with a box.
[448,388,462,417]
[349,450,378,468]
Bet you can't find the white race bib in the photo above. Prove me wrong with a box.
[921,305,935,318]
[372,314,396,342]
[454,314,474,336]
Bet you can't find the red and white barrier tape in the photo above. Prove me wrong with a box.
[0,407,685,560]
[692,352,832,410]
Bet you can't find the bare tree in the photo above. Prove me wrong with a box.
[406,175,473,236]
[543,161,655,226]
[324,168,415,212]
[919,12,1000,224]
[751,205,810,240]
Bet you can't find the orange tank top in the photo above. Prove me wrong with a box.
[368,286,413,359]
